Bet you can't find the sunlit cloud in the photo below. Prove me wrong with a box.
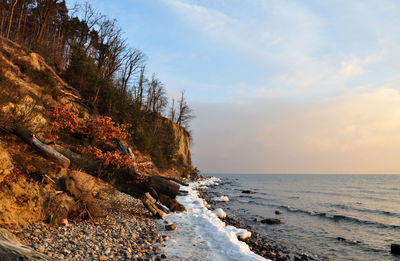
[192,88,400,174]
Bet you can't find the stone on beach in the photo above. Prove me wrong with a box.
[261,218,282,225]
[391,244,400,255]
[165,224,177,231]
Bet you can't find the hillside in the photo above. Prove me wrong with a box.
[0,36,198,231]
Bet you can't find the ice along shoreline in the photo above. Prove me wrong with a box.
[163,177,268,261]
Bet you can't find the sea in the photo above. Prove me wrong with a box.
[205,174,400,261]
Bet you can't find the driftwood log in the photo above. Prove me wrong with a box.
[141,193,165,219]
[159,176,189,186]
[11,124,70,168]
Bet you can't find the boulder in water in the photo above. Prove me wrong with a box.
[242,190,254,194]
[261,218,282,225]
[165,224,177,231]
[391,244,400,255]
[275,210,282,215]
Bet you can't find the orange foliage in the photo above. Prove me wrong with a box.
[47,103,79,141]
[48,104,136,175]
[81,116,131,144]
[76,146,134,170]
[47,104,131,144]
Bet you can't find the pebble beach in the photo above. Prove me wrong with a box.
[18,191,167,261]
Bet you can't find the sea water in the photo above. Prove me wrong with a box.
[206,174,400,261]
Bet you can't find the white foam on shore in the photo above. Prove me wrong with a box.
[164,177,268,261]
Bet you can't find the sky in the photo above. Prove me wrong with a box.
[67,0,400,174]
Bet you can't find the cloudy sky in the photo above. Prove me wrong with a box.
[69,0,400,174]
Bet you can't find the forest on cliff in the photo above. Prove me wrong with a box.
[0,0,194,169]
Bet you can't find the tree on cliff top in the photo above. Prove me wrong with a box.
[176,90,195,129]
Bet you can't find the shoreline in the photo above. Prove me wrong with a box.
[197,181,316,261]
[197,189,293,261]
[163,177,267,260]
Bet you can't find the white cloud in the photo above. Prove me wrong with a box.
[162,0,399,101]
[162,0,321,64]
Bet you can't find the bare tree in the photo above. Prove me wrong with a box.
[169,98,176,122]
[120,48,146,93]
[135,65,147,108]
[176,90,194,128]
[145,74,167,114]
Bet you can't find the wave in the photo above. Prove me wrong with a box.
[328,203,400,218]
[234,199,282,209]
[237,195,266,201]
[279,205,400,229]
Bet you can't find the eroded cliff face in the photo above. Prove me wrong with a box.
[153,118,195,179]
[171,120,192,168]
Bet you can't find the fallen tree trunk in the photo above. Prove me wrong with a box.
[158,193,185,212]
[11,124,70,168]
[149,175,180,199]
[140,193,165,219]
[107,169,180,199]
[159,176,189,186]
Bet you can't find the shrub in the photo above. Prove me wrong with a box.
[26,68,57,88]
[76,146,134,170]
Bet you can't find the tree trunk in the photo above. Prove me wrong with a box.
[6,0,18,39]
[15,2,23,42]
[160,176,189,186]
[11,124,70,168]
[140,193,165,219]
[0,7,6,36]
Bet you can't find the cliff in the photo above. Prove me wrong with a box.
[171,120,192,168]
[159,118,193,178]
[0,36,195,230]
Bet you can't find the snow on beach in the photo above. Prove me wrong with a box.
[164,177,268,261]
[212,196,230,202]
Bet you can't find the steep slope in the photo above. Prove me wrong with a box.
[0,36,196,229]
